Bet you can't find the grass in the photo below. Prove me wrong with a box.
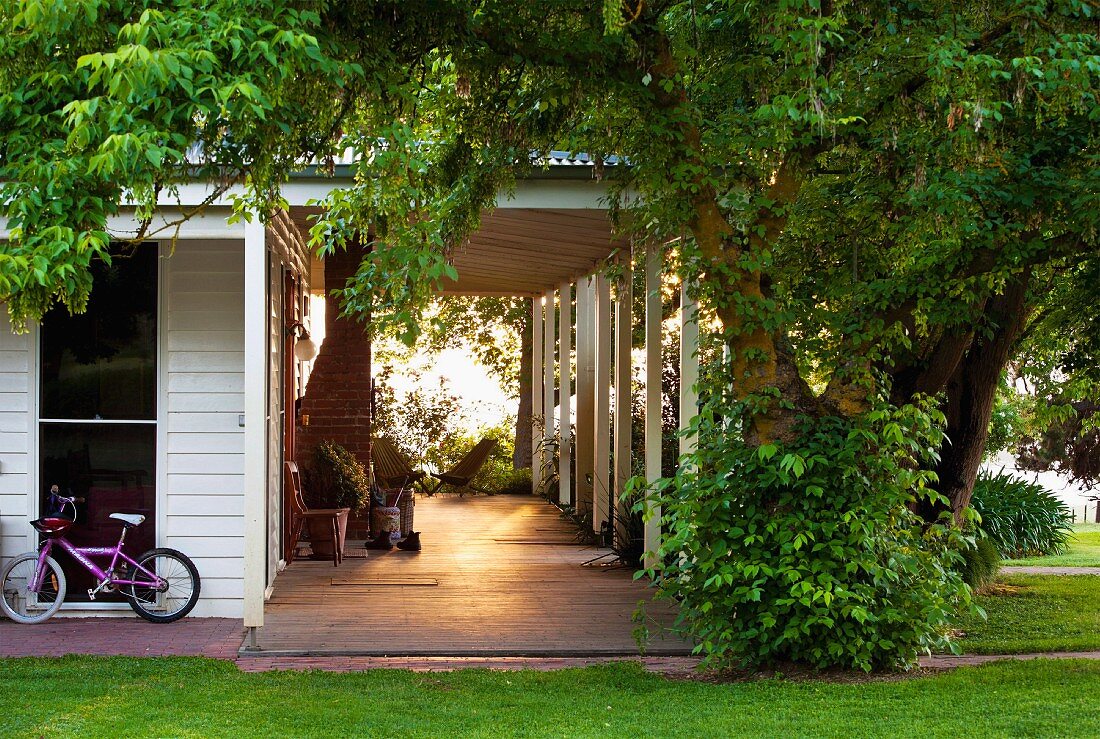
[1007,523,1100,567]
[0,657,1098,737]
[954,574,1100,654]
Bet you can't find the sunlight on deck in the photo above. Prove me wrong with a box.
[248,495,690,656]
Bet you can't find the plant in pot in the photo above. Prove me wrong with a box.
[304,441,369,561]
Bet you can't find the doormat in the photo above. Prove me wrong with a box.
[330,577,440,587]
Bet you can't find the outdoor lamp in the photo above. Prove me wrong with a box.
[287,321,319,362]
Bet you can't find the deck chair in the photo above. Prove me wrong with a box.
[425,438,497,496]
[286,461,348,567]
[372,438,427,491]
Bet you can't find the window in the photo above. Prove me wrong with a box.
[39,247,158,602]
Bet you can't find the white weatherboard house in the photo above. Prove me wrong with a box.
[0,159,699,644]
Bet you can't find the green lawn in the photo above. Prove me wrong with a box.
[0,657,1097,737]
[954,575,1100,654]
[1007,523,1100,567]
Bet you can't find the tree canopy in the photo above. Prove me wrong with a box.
[2,0,1098,669]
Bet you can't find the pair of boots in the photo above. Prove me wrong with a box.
[364,531,421,551]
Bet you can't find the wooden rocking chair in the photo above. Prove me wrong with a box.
[286,461,349,567]
[425,438,497,496]
[371,438,427,491]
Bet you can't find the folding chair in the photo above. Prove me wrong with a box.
[424,438,497,496]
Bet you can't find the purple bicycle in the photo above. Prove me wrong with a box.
[0,487,200,624]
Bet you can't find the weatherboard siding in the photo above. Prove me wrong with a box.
[164,239,246,618]
[0,313,32,569]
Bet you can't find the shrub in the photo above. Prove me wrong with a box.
[371,367,464,469]
[610,495,644,567]
[533,433,560,499]
[310,441,370,512]
[957,536,1002,591]
[484,466,533,495]
[970,470,1072,558]
[639,396,973,672]
[433,423,518,491]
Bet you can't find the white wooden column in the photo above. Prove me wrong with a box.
[575,276,595,514]
[558,282,573,506]
[242,218,268,641]
[543,289,556,488]
[643,244,663,570]
[680,281,700,458]
[593,273,612,534]
[531,295,544,492]
[613,261,633,529]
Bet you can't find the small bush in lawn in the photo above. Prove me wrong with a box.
[970,470,1072,558]
[639,394,973,672]
[958,536,1002,591]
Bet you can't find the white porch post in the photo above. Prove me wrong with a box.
[242,218,268,643]
[643,244,663,570]
[558,282,573,506]
[531,296,544,492]
[593,273,612,535]
[680,281,700,458]
[543,290,556,495]
[575,276,595,515]
[613,260,633,529]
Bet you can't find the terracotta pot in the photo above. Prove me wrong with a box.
[306,508,350,560]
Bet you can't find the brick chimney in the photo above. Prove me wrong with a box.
[295,246,372,473]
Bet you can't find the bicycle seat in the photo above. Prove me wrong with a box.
[110,513,146,527]
[30,517,74,535]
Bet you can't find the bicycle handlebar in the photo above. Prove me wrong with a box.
[47,485,84,509]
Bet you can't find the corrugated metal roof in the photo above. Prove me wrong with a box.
[316,149,621,169]
[535,151,624,167]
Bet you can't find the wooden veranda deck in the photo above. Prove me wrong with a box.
[245,494,691,656]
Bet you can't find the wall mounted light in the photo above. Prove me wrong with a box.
[286,321,319,362]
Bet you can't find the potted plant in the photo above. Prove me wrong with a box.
[304,441,370,560]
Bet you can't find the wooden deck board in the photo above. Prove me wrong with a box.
[248,494,691,656]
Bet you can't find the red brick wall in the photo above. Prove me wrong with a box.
[295,247,372,474]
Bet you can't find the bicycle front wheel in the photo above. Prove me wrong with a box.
[124,548,201,623]
[0,552,66,624]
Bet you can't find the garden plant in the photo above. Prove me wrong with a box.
[970,470,1073,558]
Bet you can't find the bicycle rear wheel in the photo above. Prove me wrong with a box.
[0,552,66,624]
[124,548,200,623]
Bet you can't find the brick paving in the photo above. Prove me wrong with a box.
[2,615,1099,675]
[920,651,1100,668]
[0,617,243,659]
[1001,565,1100,575]
[236,655,703,674]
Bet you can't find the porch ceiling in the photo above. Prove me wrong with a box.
[291,207,625,297]
[440,208,625,296]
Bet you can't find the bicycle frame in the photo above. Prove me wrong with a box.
[30,531,164,596]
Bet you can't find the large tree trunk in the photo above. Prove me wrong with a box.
[930,272,1032,521]
[646,33,820,445]
[513,300,533,469]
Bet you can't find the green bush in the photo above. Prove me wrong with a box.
[484,466,533,495]
[970,470,1072,558]
[431,423,519,491]
[958,536,1002,591]
[310,441,370,512]
[640,396,973,672]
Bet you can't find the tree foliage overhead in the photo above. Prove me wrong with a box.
[3,0,1099,669]
[0,1,372,321]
